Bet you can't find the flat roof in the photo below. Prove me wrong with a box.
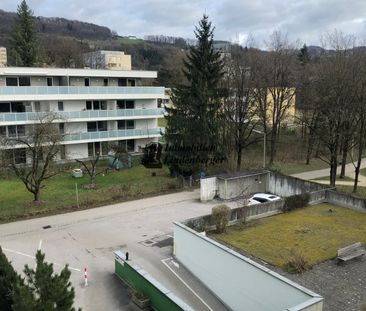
[0,67,157,79]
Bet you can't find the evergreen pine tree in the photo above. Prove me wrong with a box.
[164,15,224,176]
[12,251,79,311]
[0,247,21,311]
[11,0,39,66]
[298,44,311,66]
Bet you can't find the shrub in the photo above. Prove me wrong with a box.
[282,193,310,212]
[212,204,230,233]
[284,250,311,274]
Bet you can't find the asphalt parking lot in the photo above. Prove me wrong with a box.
[0,190,228,311]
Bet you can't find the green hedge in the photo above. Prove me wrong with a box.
[282,193,310,212]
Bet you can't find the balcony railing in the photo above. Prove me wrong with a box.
[64,127,164,142]
[0,108,165,122]
[0,86,165,96]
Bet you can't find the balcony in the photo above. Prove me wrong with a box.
[0,108,165,123]
[63,127,164,143]
[0,86,165,101]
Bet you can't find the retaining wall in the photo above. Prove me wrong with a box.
[114,251,193,311]
[174,223,323,311]
[325,190,366,213]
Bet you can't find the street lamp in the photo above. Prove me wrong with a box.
[253,129,266,168]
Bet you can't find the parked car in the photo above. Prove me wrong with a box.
[248,193,281,205]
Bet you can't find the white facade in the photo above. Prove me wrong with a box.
[0,66,165,162]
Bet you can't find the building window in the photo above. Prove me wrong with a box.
[13,148,27,164]
[128,79,135,87]
[60,145,66,160]
[118,120,134,130]
[34,102,40,112]
[47,77,53,86]
[86,100,107,110]
[59,123,65,134]
[6,125,25,137]
[84,78,90,87]
[0,103,11,113]
[11,102,26,113]
[58,101,64,111]
[118,78,127,86]
[103,78,108,86]
[19,77,31,86]
[87,121,107,132]
[118,139,135,152]
[117,100,134,109]
[6,77,18,86]
[88,142,109,157]
[0,126,6,137]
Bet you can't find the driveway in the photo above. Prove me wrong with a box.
[0,190,227,311]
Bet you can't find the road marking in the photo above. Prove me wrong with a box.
[161,257,214,311]
[172,260,179,268]
[38,239,42,251]
[2,247,81,272]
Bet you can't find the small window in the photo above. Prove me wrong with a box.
[8,125,17,137]
[6,77,18,86]
[97,121,107,131]
[118,120,125,130]
[101,101,107,110]
[87,122,97,132]
[126,101,134,109]
[128,79,135,87]
[84,78,90,87]
[118,78,127,86]
[86,101,92,110]
[94,142,101,155]
[17,125,25,137]
[60,145,66,160]
[34,102,40,112]
[19,77,31,86]
[59,123,65,134]
[126,139,135,152]
[47,77,53,86]
[88,142,94,157]
[126,120,134,129]
[11,102,25,113]
[58,101,64,111]
[0,126,6,137]
[14,148,26,164]
[0,103,11,113]
[103,78,108,86]
[93,101,100,110]
[117,100,125,109]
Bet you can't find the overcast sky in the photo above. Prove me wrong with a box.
[1,0,366,47]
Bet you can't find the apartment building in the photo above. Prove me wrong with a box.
[84,50,132,70]
[0,66,165,163]
[0,47,7,67]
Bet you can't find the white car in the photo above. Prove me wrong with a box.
[248,193,281,205]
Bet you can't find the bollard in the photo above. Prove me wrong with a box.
[125,252,129,261]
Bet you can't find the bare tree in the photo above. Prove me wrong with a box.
[75,154,102,188]
[1,114,63,202]
[252,32,296,165]
[308,31,358,187]
[223,46,260,170]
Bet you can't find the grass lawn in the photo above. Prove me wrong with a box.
[269,158,328,175]
[212,203,366,267]
[117,37,144,45]
[361,168,366,176]
[0,164,177,223]
[336,185,366,199]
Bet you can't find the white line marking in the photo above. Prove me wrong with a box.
[161,257,214,311]
[172,260,179,268]
[38,239,42,251]
[3,248,81,272]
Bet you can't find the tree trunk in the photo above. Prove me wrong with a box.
[269,128,277,165]
[353,119,365,192]
[236,146,242,171]
[33,189,40,201]
[330,154,338,187]
[339,141,348,178]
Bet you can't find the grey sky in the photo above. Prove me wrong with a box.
[1,0,366,46]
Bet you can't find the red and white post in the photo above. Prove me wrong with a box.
[84,267,88,287]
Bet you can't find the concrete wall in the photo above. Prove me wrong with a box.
[325,190,366,213]
[200,177,217,201]
[114,250,193,311]
[174,223,323,311]
[267,172,326,197]
[66,143,88,159]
